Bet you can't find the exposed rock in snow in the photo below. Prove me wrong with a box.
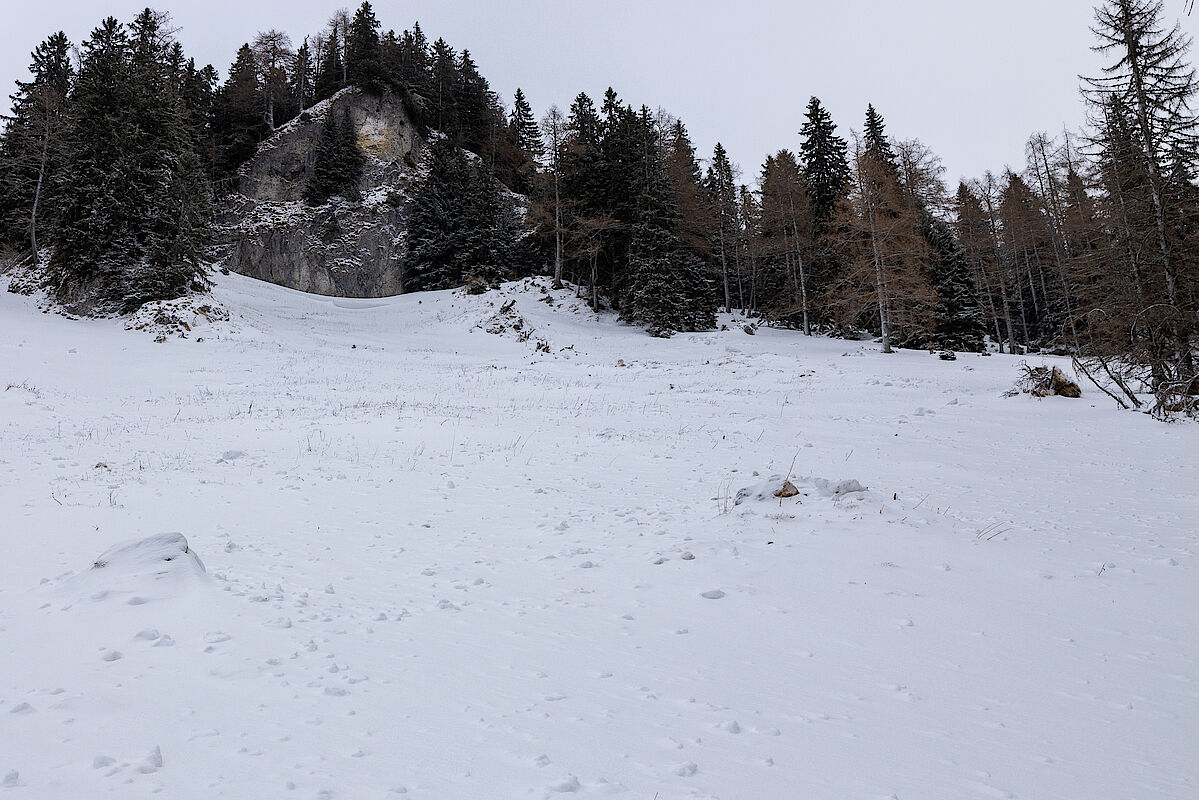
[736,474,869,505]
[217,87,423,298]
[125,296,232,342]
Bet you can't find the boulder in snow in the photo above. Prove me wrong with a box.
[57,533,207,605]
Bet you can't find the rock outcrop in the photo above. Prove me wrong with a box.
[216,87,424,298]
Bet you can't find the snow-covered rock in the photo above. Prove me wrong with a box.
[55,533,207,605]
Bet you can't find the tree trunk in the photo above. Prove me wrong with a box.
[552,173,563,289]
[787,192,810,335]
[983,190,1017,353]
[30,122,50,259]
[717,224,731,314]
[866,207,892,354]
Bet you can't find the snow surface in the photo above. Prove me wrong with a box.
[1,273,1198,799]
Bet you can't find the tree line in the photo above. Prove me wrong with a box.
[1,1,1197,413]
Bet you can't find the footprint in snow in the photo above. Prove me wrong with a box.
[546,775,580,793]
[136,747,163,774]
[701,589,726,600]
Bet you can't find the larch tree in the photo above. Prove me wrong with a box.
[252,30,293,131]
[540,104,567,287]
[1083,0,1199,408]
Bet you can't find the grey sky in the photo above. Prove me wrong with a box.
[3,1,1194,187]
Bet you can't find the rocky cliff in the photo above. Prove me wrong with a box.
[216,87,424,298]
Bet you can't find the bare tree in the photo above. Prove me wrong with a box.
[252,30,294,131]
[540,105,568,288]
[835,135,935,353]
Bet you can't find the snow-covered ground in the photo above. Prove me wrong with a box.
[2,272,1197,800]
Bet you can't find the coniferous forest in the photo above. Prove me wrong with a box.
[1,1,1198,415]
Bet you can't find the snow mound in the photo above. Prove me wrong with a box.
[125,295,232,342]
[56,533,207,605]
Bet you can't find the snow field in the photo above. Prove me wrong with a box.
[1,273,1197,799]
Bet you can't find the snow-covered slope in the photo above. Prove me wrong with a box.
[2,274,1197,799]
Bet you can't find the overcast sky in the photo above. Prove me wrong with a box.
[3,1,1196,186]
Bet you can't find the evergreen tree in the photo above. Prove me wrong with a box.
[346,1,383,89]
[453,49,495,155]
[799,96,850,320]
[429,38,459,134]
[314,30,344,102]
[563,91,603,212]
[213,44,264,179]
[292,39,314,113]
[0,30,74,253]
[179,58,217,148]
[49,17,137,303]
[922,213,985,351]
[799,96,849,228]
[398,23,432,99]
[622,108,716,336]
[51,12,210,312]
[304,108,364,204]
[863,104,899,174]
[506,88,542,194]
[705,142,739,312]
[510,88,541,157]
[404,137,519,292]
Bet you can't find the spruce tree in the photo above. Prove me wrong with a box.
[922,213,985,351]
[213,44,264,179]
[49,17,137,304]
[504,88,542,194]
[510,88,541,158]
[51,12,210,312]
[623,108,716,336]
[0,31,74,253]
[404,137,518,292]
[304,108,365,204]
[314,30,344,102]
[399,23,432,99]
[429,38,459,134]
[335,108,365,196]
[346,1,383,89]
[453,50,495,155]
[863,104,899,174]
[293,39,314,112]
[705,142,739,312]
[799,96,849,228]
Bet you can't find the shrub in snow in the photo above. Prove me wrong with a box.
[1006,363,1081,399]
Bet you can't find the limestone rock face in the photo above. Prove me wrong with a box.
[217,87,424,298]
